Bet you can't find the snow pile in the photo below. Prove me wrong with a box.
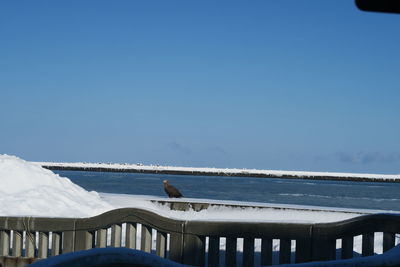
[0,154,113,217]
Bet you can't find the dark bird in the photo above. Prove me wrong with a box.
[163,180,183,198]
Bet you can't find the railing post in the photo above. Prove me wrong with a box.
[169,232,184,263]
[311,226,336,262]
[183,233,205,266]
[74,230,94,251]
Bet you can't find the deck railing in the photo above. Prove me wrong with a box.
[0,208,400,267]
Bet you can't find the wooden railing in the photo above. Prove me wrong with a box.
[0,208,400,267]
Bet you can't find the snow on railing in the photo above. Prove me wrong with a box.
[0,208,400,267]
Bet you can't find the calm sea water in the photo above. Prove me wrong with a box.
[55,170,400,211]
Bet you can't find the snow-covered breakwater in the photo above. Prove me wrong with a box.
[37,161,400,183]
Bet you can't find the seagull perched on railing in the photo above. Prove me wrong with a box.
[163,180,183,198]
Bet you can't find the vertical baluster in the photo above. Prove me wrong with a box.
[12,231,23,257]
[261,238,272,266]
[96,229,107,248]
[51,232,61,256]
[111,224,122,247]
[141,225,152,253]
[0,230,10,256]
[208,236,220,267]
[38,232,49,258]
[362,233,374,256]
[225,237,237,267]
[383,233,395,252]
[279,239,291,264]
[156,231,167,258]
[125,223,137,249]
[342,236,354,259]
[25,231,35,258]
[243,238,254,267]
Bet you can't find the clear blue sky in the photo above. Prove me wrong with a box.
[1,1,399,174]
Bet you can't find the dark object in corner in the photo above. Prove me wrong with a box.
[163,180,183,198]
[355,0,400,14]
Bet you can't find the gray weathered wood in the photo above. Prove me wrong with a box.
[183,234,205,266]
[75,230,93,251]
[341,236,354,259]
[311,238,336,261]
[243,238,254,267]
[141,225,152,253]
[156,231,167,258]
[362,233,374,256]
[25,231,35,258]
[225,237,237,267]
[51,232,61,256]
[208,236,220,267]
[111,224,122,247]
[280,239,291,264]
[261,238,272,266]
[38,232,49,258]
[12,231,23,257]
[383,232,395,252]
[96,229,107,248]
[0,230,10,256]
[125,223,137,249]
[169,232,184,263]
[296,238,311,263]
[62,231,75,253]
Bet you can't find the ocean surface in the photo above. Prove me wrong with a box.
[55,170,400,211]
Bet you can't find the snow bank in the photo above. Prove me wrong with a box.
[0,154,113,217]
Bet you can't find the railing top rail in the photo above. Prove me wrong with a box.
[0,208,399,238]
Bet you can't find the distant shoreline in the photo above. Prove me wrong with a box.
[36,162,400,183]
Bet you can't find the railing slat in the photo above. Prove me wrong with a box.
[38,232,49,258]
[0,230,10,256]
[25,231,35,258]
[141,225,152,253]
[383,233,395,252]
[111,224,122,247]
[342,236,354,259]
[225,237,237,267]
[279,238,291,264]
[51,232,61,256]
[156,231,167,258]
[208,236,220,267]
[362,233,374,256]
[125,223,137,249]
[12,231,23,257]
[96,229,107,248]
[261,238,272,266]
[243,238,254,267]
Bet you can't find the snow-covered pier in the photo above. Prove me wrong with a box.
[37,161,400,183]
